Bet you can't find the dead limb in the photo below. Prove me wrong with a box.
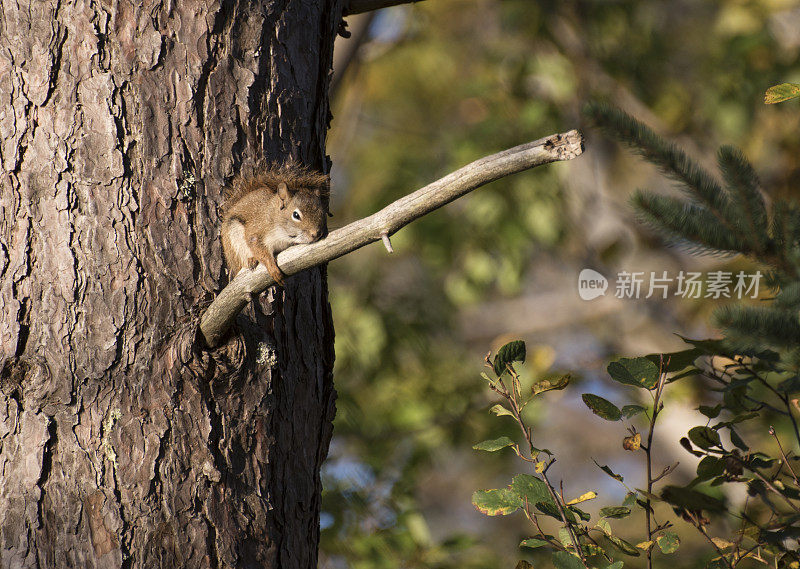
[200,129,584,347]
[344,0,425,16]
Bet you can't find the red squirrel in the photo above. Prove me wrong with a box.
[221,162,329,285]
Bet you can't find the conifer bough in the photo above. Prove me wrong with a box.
[200,130,584,347]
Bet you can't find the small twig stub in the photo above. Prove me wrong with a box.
[380,233,394,253]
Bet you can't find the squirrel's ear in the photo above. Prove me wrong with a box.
[277,182,289,208]
[314,182,330,197]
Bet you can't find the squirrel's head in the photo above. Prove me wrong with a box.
[277,182,329,244]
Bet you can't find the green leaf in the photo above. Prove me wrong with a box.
[520,538,549,549]
[729,427,749,451]
[594,460,624,482]
[726,412,759,425]
[493,340,526,376]
[511,474,554,506]
[676,335,735,358]
[516,561,534,569]
[532,374,570,395]
[558,527,573,549]
[607,535,640,556]
[688,426,721,450]
[490,404,515,418]
[596,518,612,536]
[777,376,800,394]
[699,404,722,419]
[600,506,631,519]
[583,543,606,557]
[536,501,575,522]
[656,531,680,554]
[776,482,800,500]
[709,476,726,487]
[679,436,704,456]
[622,492,638,508]
[472,489,521,516]
[635,488,662,502]
[473,436,516,452]
[607,357,660,389]
[661,485,725,512]
[765,83,800,104]
[761,524,800,545]
[667,367,702,383]
[723,385,749,413]
[605,562,624,569]
[646,349,702,373]
[569,505,591,522]
[552,551,585,569]
[748,454,778,469]
[621,404,647,418]
[747,478,767,498]
[582,393,622,421]
[696,456,725,481]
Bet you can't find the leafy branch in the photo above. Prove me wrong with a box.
[481,344,588,566]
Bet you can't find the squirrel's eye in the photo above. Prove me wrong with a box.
[292,209,302,221]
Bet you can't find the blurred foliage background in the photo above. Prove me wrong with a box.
[320,1,800,567]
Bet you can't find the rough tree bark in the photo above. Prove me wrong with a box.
[0,1,340,568]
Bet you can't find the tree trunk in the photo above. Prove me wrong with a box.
[0,1,340,567]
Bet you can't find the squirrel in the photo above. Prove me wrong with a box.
[221,162,330,286]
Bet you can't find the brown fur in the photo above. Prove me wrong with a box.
[222,161,329,214]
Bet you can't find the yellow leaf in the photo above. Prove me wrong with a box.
[566,491,598,505]
[535,461,545,473]
[623,433,641,451]
[765,83,800,104]
[596,519,612,536]
[711,537,733,550]
[636,541,654,550]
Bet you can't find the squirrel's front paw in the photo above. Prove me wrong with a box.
[261,256,286,286]
[248,256,285,286]
[267,265,286,287]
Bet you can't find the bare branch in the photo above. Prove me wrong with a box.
[200,130,584,347]
[645,358,669,569]
[344,0,424,16]
[769,426,799,485]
